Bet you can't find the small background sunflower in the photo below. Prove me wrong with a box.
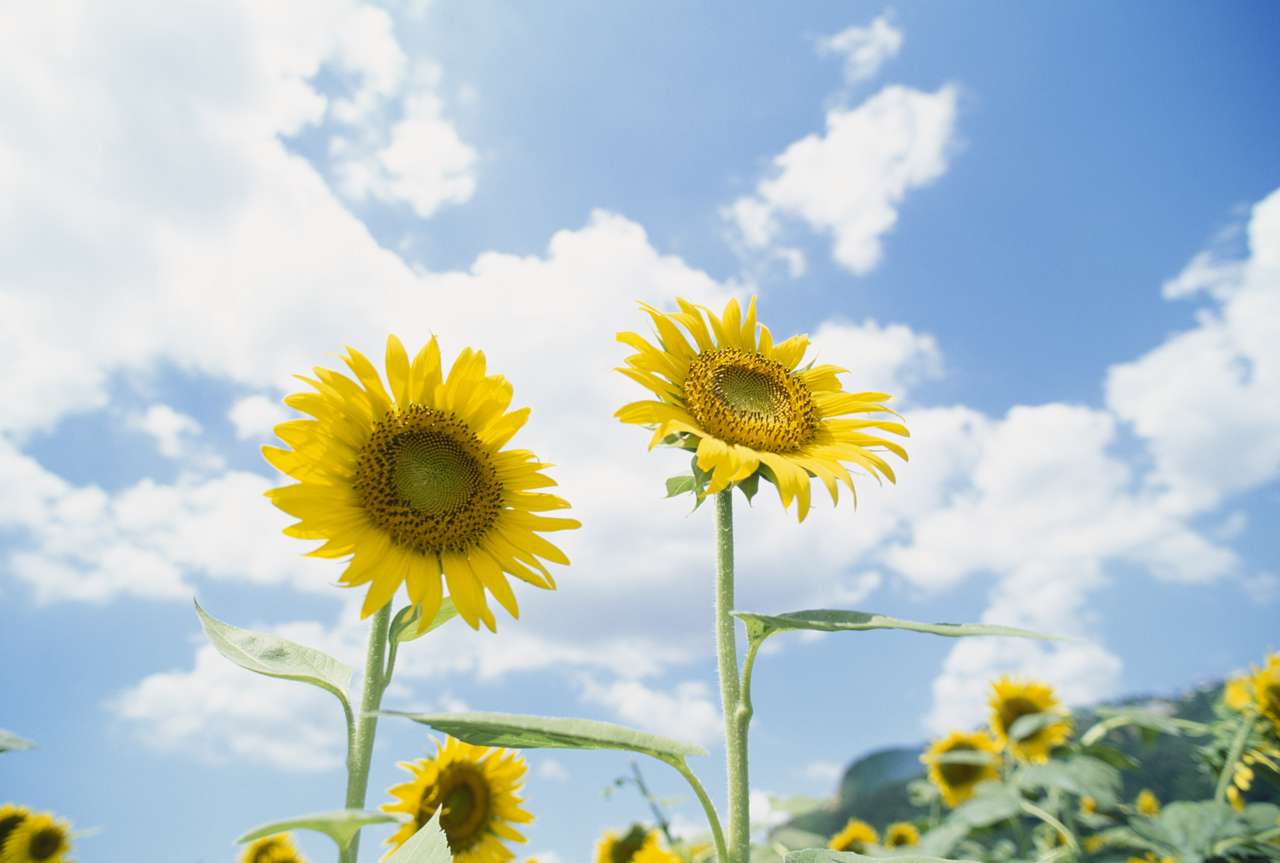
[382,736,532,863]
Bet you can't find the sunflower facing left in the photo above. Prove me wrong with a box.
[265,335,580,632]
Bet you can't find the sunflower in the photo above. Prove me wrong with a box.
[595,827,668,863]
[382,736,532,863]
[920,729,1001,807]
[240,833,309,863]
[265,336,580,632]
[1251,652,1280,734]
[987,676,1072,762]
[829,818,878,852]
[884,822,920,848]
[0,811,71,863]
[614,296,908,521]
[1135,790,1160,818]
[0,806,30,858]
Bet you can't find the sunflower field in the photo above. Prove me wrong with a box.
[3,299,1277,863]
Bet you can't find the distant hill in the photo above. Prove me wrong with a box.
[787,681,1278,840]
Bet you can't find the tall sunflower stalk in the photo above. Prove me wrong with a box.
[616,296,910,863]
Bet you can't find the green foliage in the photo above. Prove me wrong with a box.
[389,597,459,643]
[1094,800,1280,863]
[236,809,409,853]
[734,609,1060,646]
[382,710,707,763]
[194,599,352,710]
[384,809,452,863]
[0,729,36,754]
[784,850,979,863]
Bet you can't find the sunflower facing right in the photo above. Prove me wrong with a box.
[614,296,908,520]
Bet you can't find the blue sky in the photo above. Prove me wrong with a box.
[2,2,1278,862]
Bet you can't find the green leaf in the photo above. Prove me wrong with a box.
[734,609,1062,645]
[934,750,999,766]
[771,827,828,851]
[737,472,760,504]
[385,809,451,863]
[665,474,696,498]
[1018,756,1120,806]
[195,600,352,708]
[785,849,980,863]
[236,809,409,852]
[390,597,459,644]
[1080,707,1209,746]
[1007,711,1068,743]
[1080,742,1140,771]
[0,729,36,754]
[382,711,707,762]
[950,785,1023,828]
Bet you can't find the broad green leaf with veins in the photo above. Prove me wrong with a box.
[195,600,352,708]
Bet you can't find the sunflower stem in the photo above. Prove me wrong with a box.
[341,601,393,863]
[714,489,748,863]
[1214,714,1256,803]
[671,756,730,863]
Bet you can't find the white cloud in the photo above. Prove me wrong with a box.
[334,75,478,218]
[110,642,347,772]
[537,757,571,782]
[810,317,943,402]
[1107,187,1280,514]
[228,394,293,440]
[727,83,957,274]
[799,760,844,786]
[129,404,203,459]
[3,0,1278,778]
[817,14,904,85]
[0,442,334,603]
[579,678,722,746]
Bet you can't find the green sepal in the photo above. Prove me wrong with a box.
[194,599,352,709]
[385,809,451,863]
[390,597,459,644]
[236,809,410,852]
[381,710,707,763]
[0,729,36,754]
[736,472,760,504]
[785,850,980,863]
[665,474,696,498]
[734,608,1063,646]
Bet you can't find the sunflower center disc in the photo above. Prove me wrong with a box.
[357,405,503,553]
[938,743,982,786]
[683,348,815,452]
[30,828,64,861]
[998,697,1042,737]
[430,765,492,852]
[395,434,478,513]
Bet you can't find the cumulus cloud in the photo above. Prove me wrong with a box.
[1107,187,1280,514]
[579,678,723,746]
[3,0,1278,770]
[111,642,347,772]
[817,14,904,85]
[727,83,957,274]
[0,441,333,603]
[228,394,293,440]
